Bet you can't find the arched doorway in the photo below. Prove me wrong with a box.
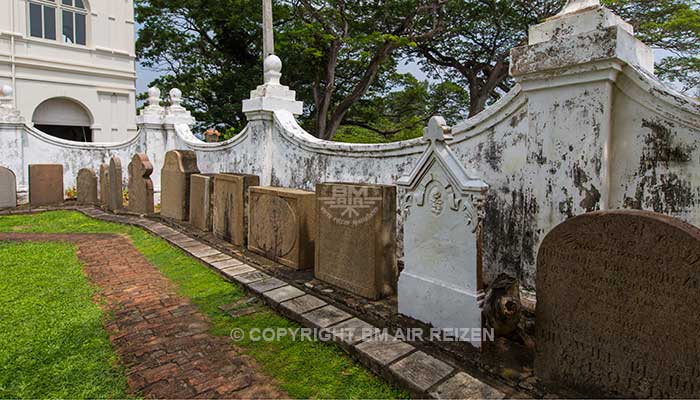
[32,98,93,142]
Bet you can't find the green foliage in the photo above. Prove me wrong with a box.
[0,212,407,399]
[0,242,131,399]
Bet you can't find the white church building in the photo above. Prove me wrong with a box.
[0,0,136,142]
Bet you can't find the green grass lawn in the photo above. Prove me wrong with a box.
[0,211,406,399]
[0,241,131,399]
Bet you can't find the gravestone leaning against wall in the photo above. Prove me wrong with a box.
[128,153,154,215]
[99,163,110,208]
[161,150,200,221]
[0,166,17,208]
[398,117,489,348]
[189,174,216,231]
[29,164,64,206]
[76,168,98,205]
[108,156,124,212]
[213,173,260,246]
[536,210,700,398]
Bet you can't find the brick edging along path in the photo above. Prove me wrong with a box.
[0,232,287,399]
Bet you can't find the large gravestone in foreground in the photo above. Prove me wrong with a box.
[536,210,700,398]
[99,163,110,208]
[315,183,397,300]
[0,166,17,208]
[161,150,200,221]
[248,186,316,270]
[128,153,154,215]
[108,156,123,212]
[29,164,63,206]
[213,173,260,246]
[76,168,98,205]
[397,117,488,347]
[189,174,216,231]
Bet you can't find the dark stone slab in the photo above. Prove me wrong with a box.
[0,166,17,208]
[211,258,244,270]
[301,305,352,329]
[234,270,270,284]
[389,351,454,393]
[248,186,316,270]
[248,277,287,294]
[322,317,379,346]
[315,183,397,300]
[108,156,123,211]
[280,295,327,317]
[263,285,305,304]
[430,372,505,400]
[76,168,98,205]
[220,265,256,279]
[29,164,63,206]
[213,173,260,246]
[201,253,232,264]
[128,153,154,215]
[356,335,415,366]
[536,210,700,398]
[160,150,200,221]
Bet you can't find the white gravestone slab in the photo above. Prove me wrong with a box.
[397,116,489,347]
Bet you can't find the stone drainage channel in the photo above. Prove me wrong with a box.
[1,205,519,399]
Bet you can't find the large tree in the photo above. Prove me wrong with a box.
[414,0,700,118]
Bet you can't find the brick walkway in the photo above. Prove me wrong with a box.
[0,232,286,399]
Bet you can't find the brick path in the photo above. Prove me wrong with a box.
[0,232,286,399]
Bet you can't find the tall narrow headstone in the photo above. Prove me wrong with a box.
[189,174,216,231]
[397,117,489,348]
[108,156,123,212]
[315,183,398,300]
[0,166,17,208]
[99,163,110,208]
[160,150,200,221]
[536,210,700,398]
[76,168,98,205]
[213,173,260,246]
[248,186,316,270]
[128,153,154,215]
[28,164,64,206]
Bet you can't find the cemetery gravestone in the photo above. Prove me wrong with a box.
[248,186,316,270]
[128,153,154,215]
[99,163,110,208]
[397,117,488,347]
[0,166,17,208]
[536,210,700,398]
[28,164,64,206]
[108,156,123,211]
[161,150,200,221]
[315,183,397,300]
[76,168,98,205]
[213,173,260,246]
[189,174,216,231]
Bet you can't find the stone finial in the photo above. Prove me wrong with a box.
[164,87,195,125]
[147,87,161,107]
[558,0,601,16]
[264,55,283,86]
[0,84,23,123]
[424,116,452,143]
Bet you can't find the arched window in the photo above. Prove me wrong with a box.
[28,0,88,46]
[32,98,93,142]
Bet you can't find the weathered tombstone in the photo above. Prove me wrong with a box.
[213,173,260,246]
[397,117,489,347]
[76,168,98,205]
[189,174,216,231]
[160,150,200,221]
[108,156,123,212]
[99,163,110,208]
[536,210,700,398]
[248,186,316,270]
[28,164,64,206]
[0,166,17,208]
[315,183,397,300]
[128,153,154,215]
